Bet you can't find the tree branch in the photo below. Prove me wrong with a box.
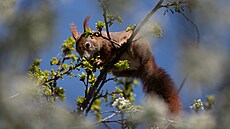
[102,0,164,68]
[180,12,200,47]
[103,7,111,40]
[161,1,188,8]
[103,123,113,129]
[101,0,117,49]
[42,61,81,86]
[95,32,121,47]
[160,1,200,47]
[85,74,108,115]
[177,74,188,94]
[80,0,164,115]
[97,111,120,123]
[128,0,163,44]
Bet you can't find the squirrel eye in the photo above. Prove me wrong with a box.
[85,42,91,49]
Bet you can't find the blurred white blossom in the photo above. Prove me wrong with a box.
[190,99,204,113]
[180,44,227,87]
[186,113,216,129]
[112,97,133,111]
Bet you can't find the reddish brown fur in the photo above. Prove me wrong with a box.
[113,57,181,113]
[140,58,181,113]
[71,17,182,114]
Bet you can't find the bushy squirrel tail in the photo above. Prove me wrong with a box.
[140,58,182,114]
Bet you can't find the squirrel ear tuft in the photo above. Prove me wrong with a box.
[83,16,91,32]
[70,22,80,41]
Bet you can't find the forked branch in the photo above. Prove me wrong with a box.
[80,0,164,115]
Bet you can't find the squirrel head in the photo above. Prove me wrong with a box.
[70,16,101,60]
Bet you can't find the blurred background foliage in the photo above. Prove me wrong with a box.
[0,0,55,74]
[0,0,230,129]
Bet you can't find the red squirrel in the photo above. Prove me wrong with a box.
[70,17,181,114]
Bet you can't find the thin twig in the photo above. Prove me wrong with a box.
[164,122,172,129]
[97,111,120,123]
[161,118,187,126]
[42,63,81,86]
[100,120,124,124]
[80,0,164,115]
[128,0,163,44]
[161,1,188,8]
[98,33,121,47]
[100,110,117,114]
[121,112,125,129]
[84,71,90,98]
[80,68,107,113]
[103,123,113,129]
[57,55,68,72]
[101,0,117,49]
[105,0,164,68]
[180,12,200,47]
[103,7,111,40]
[0,93,20,102]
[85,74,108,115]
[160,1,200,47]
[104,77,116,83]
[177,74,188,94]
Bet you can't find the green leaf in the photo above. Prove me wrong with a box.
[50,68,56,76]
[81,57,93,69]
[43,70,50,76]
[133,80,139,85]
[29,59,42,73]
[78,72,86,81]
[88,74,96,84]
[44,87,52,96]
[69,73,75,78]
[62,63,69,70]
[95,21,105,31]
[61,37,76,55]
[114,60,129,71]
[76,96,85,107]
[114,87,122,94]
[91,99,101,111]
[116,16,123,24]
[68,54,77,61]
[55,87,65,94]
[50,57,59,65]
[95,113,102,120]
[83,28,94,37]
[33,59,41,66]
[126,24,137,31]
[147,22,163,38]
[112,94,116,100]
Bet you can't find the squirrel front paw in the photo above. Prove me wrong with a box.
[91,58,104,68]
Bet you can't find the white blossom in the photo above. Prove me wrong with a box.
[112,97,132,111]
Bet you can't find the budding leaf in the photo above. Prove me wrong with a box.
[116,16,123,24]
[114,60,130,71]
[62,63,69,70]
[91,99,101,111]
[50,57,59,65]
[95,21,105,31]
[76,96,85,107]
[126,24,137,31]
[62,37,76,55]
[83,28,93,38]
[78,72,86,82]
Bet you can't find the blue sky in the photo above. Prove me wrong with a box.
[38,0,208,112]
